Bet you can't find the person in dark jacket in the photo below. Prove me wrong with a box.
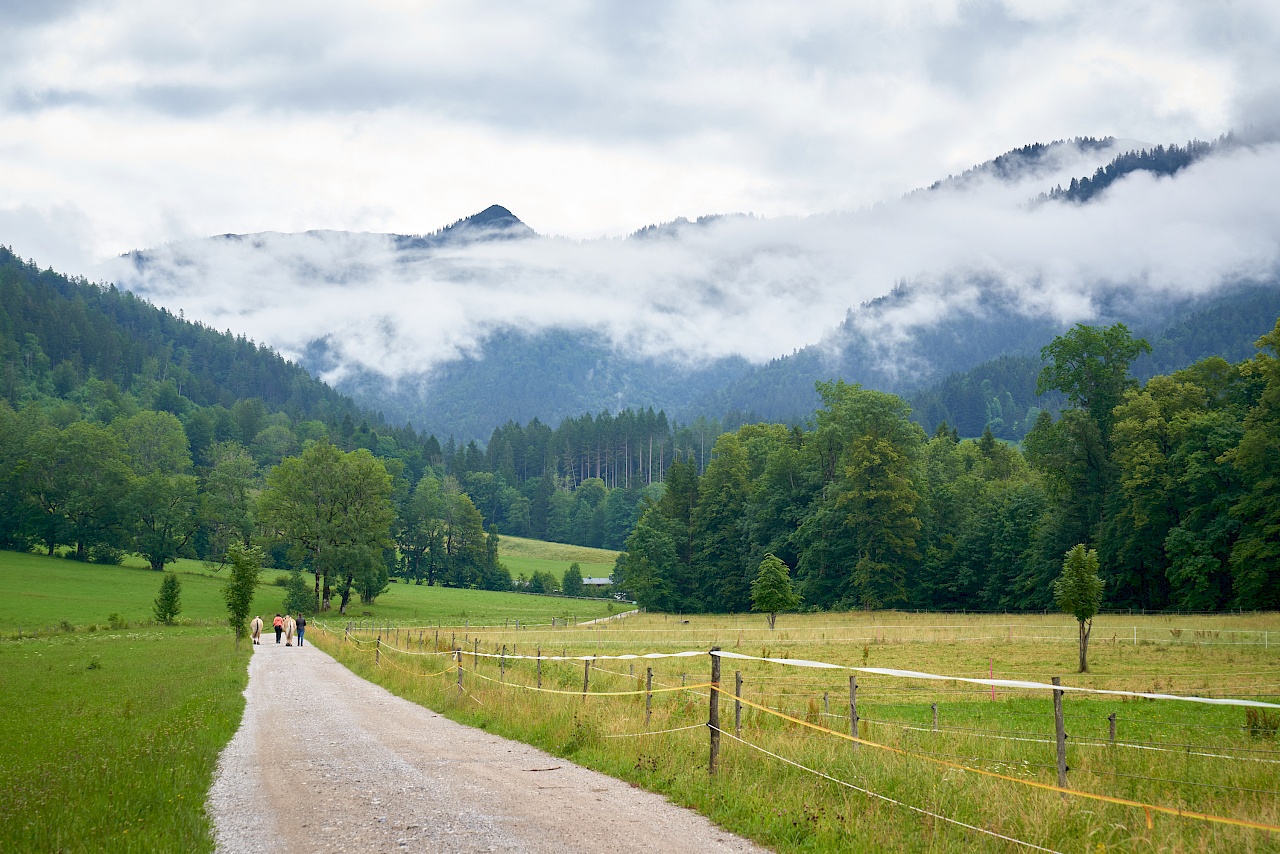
[296,614,307,646]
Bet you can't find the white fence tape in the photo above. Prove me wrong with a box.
[710,650,1280,709]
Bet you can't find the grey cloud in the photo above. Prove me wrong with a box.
[0,0,89,27]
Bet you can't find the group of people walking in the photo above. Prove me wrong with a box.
[248,613,307,646]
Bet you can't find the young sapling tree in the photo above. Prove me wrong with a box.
[153,571,182,625]
[1054,544,1105,672]
[751,553,800,630]
[223,541,262,649]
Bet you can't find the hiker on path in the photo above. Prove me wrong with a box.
[296,614,307,646]
[274,614,284,644]
[285,614,296,647]
[250,616,263,645]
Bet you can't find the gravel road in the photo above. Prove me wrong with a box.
[207,636,769,853]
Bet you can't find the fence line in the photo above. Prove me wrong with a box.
[725,691,1280,833]
[711,726,1063,853]
[321,624,1280,837]
[711,650,1280,709]
[352,631,1280,708]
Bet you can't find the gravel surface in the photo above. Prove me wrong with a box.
[208,636,769,853]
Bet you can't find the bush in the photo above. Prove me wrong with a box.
[87,543,124,565]
[107,613,128,630]
[1246,708,1279,739]
[282,569,314,616]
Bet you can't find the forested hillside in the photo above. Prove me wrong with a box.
[322,327,753,441]
[615,318,1280,614]
[5,243,1279,614]
[907,282,1280,439]
[0,248,720,587]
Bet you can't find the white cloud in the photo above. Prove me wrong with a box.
[102,141,1280,384]
[0,0,1275,276]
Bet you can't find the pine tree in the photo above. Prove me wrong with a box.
[153,571,182,625]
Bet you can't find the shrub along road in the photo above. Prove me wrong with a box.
[208,637,765,853]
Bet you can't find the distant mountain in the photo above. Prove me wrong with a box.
[391,204,535,251]
[103,135,1280,439]
[306,327,754,439]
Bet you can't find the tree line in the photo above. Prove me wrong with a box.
[614,319,1280,614]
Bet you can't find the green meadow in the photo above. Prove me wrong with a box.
[497,535,618,583]
[320,611,1280,853]
[0,630,248,853]
[0,546,620,636]
[0,543,621,853]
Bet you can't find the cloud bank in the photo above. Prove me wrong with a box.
[2,0,1278,274]
[104,140,1280,385]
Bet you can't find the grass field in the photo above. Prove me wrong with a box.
[316,610,1280,853]
[0,630,249,853]
[496,535,618,583]
[0,548,619,635]
[0,544,622,852]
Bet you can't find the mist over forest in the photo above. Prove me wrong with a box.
[102,134,1280,439]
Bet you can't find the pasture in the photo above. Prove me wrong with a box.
[0,630,248,853]
[0,544,618,852]
[316,610,1280,853]
[0,546,618,635]
[496,534,618,583]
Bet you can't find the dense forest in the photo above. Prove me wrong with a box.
[615,319,1280,614]
[4,244,1279,615]
[0,248,723,585]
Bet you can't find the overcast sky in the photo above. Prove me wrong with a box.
[4,0,1279,277]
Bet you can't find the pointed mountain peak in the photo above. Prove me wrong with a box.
[393,204,536,252]
[467,204,522,227]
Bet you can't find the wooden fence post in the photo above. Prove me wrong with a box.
[932,703,938,731]
[1109,712,1116,745]
[375,634,381,665]
[474,638,479,668]
[582,658,591,701]
[734,671,743,737]
[849,675,859,749]
[709,648,721,776]
[645,667,653,727]
[456,648,463,696]
[501,645,506,682]
[1052,676,1068,790]
[823,692,829,716]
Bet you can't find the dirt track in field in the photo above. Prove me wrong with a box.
[207,635,768,853]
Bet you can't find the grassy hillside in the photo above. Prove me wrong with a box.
[498,535,618,583]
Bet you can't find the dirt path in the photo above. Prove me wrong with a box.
[208,636,768,853]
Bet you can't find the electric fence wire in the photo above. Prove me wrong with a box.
[710,726,1063,854]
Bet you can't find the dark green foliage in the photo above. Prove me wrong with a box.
[562,563,584,597]
[751,553,800,629]
[152,571,181,624]
[223,542,261,646]
[282,569,313,615]
[1228,320,1280,608]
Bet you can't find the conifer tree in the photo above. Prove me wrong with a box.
[153,571,182,625]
